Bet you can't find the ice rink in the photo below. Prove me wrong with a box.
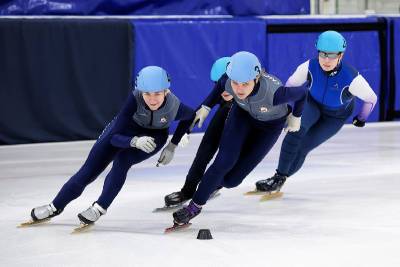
[1,122,399,267]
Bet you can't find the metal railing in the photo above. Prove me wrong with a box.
[312,0,400,14]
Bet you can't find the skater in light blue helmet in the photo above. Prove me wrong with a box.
[255,30,377,193]
[171,51,308,226]
[163,57,233,208]
[27,66,194,227]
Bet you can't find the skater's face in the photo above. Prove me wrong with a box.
[142,91,166,111]
[230,79,256,100]
[318,51,343,72]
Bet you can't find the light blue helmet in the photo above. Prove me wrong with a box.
[316,31,347,53]
[135,66,170,92]
[226,51,261,82]
[210,57,230,82]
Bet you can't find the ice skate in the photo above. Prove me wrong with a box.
[244,189,268,196]
[72,202,106,233]
[255,173,287,192]
[164,201,201,231]
[19,203,62,227]
[156,187,221,212]
[154,191,190,212]
[164,222,192,233]
[172,201,201,225]
[252,173,287,201]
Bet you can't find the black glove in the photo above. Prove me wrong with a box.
[352,116,365,127]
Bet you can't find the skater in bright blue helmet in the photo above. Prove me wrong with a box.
[163,57,233,208]
[171,51,308,226]
[27,66,194,227]
[255,30,377,194]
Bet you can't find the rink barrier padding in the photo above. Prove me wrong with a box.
[388,17,400,120]
[266,21,386,33]
[0,16,399,144]
[0,1,310,16]
[0,19,134,145]
[131,19,268,134]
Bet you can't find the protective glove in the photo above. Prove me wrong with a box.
[130,136,156,153]
[192,105,210,129]
[157,142,177,166]
[352,116,365,127]
[284,113,301,132]
[178,133,190,147]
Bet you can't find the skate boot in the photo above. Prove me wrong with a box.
[173,201,202,225]
[256,173,287,192]
[77,202,106,225]
[164,191,190,207]
[31,203,62,221]
[18,203,63,227]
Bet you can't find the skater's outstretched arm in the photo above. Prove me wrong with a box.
[277,60,311,118]
[191,75,228,129]
[285,61,309,87]
[273,82,308,118]
[348,75,377,124]
[157,103,195,166]
[170,103,195,145]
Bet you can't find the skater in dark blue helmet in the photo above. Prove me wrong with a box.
[28,66,194,225]
[172,51,309,225]
[164,57,233,208]
[255,31,377,193]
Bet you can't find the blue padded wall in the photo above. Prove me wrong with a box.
[0,0,310,15]
[133,19,266,132]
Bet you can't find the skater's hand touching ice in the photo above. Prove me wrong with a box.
[157,142,177,166]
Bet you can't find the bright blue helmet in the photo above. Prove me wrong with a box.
[210,57,230,82]
[316,31,347,53]
[135,66,170,92]
[226,51,261,82]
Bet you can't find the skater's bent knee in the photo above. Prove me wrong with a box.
[223,179,242,188]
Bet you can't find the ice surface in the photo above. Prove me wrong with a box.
[1,122,399,267]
